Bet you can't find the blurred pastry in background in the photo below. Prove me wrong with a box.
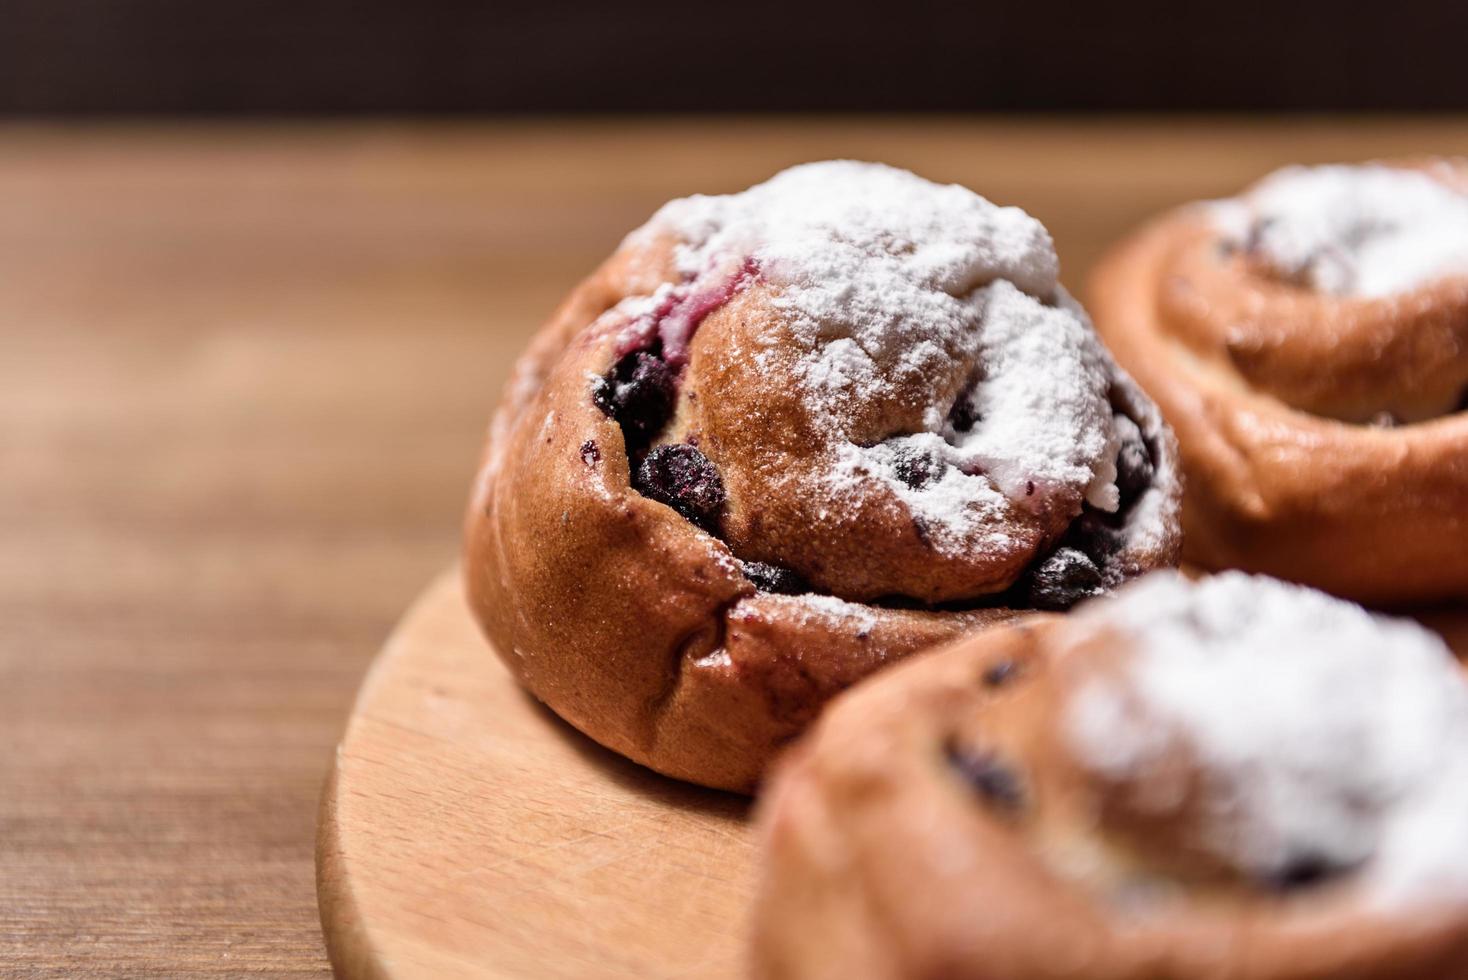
[1089,160,1468,604]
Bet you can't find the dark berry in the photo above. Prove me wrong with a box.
[579,439,600,465]
[946,743,1025,812]
[592,350,676,447]
[892,447,944,489]
[949,398,980,432]
[740,561,808,595]
[1114,428,1154,509]
[1265,853,1344,892]
[981,660,1021,688]
[1066,507,1124,561]
[948,375,982,432]
[1026,547,1103,611]
[633,444,726,531]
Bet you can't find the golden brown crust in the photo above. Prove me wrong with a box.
[464,244,1022,791]
[466,212,1181,793]
[668,286,1053,602]
[1088,162,1468,604]
[752,617,1468,980]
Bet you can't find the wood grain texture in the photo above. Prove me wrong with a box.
[318,570,752,980]
[2,118,1467,977]
[320,582,1468,980]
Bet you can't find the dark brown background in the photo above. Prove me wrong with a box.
[3,0,1467,114]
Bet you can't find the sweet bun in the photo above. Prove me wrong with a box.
[465,162,1181,791]
[1089,160,1468,603]
[753,571,1468,978]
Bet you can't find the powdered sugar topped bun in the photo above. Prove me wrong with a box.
[621,162,1175,602]
[466,161,1182,792]
[1089,156,1468,605]
[1211,161,1468,297]
[1066,571,1468,906]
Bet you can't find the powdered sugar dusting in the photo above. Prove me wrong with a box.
[637,161,1124,558]
[829,438,1012,556]
[794,593,880,633]
[747,592,880,635]
[942,283,1111,501]
[1212,163,1468,298]
[1066,572,1468,906]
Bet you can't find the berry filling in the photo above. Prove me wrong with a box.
[740,560,810,595]
[1063,508,1127,563]
[1263,853,1351,893]
[595,258,762,450]
[981,659,1022,689]
[633,444,726,533]
[1025,547,1104,611]
[1113,426,1154,510]
[891,447,945,490]
[592,349,676,450]
[656,257,761,368]
[946,742,1026,812]
[613,257,761,366]
[947,376,982,433]
[1003,402,1157,611]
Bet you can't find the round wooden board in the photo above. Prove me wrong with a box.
[318,569,1468,980]
[317,569,755,980]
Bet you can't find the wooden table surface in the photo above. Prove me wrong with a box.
[4,118,1467,978]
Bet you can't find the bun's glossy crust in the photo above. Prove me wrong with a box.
[1088,164,1468,604]
[466,231,1180,793]
[752,618,1468,980]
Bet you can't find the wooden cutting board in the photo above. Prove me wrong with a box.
[316,569,755,980]
[317,568,1468,980]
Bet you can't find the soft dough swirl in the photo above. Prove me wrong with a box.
[1090,160,1468,604]
[466,162,1181,790]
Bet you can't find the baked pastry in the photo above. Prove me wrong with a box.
[1089,160,1468,604]
[753,572,1468,979]
[465,161,1181,792]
